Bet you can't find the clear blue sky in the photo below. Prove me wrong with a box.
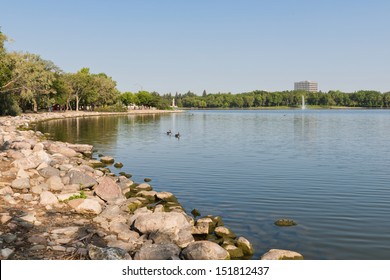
[2,0,389,94]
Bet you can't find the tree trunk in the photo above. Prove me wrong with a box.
[76,94,79,111]
[33,99,38,113]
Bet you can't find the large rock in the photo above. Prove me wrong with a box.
[133,212,194,248]
[134,243,181,260]
[260,249,304,260]
[181,241,230,260]
[40,191,58,205]
[68,170,97,188]
[48,143,78,158]
[67,144,93,156]
[67,198,102,215]
[236,236,254,256]
[11,178,30,190]
[88,244,131,260]
[12,155,42,170]
[46,176,65,191]
[39,166,60,178]
[95,176,123,202]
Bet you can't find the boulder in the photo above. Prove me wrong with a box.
[11,178,30,190]
[236,236,254,256]
[95,176,123,202]
[12,155,42,170]
[181,241,230,260]
[40,191,58,205]
[67,198,102,215]
[223,244,244,259]
[88,160,106,168]
[39,166,60,178]
[260,249,304,260]
[11,141,32,150]
[68,170,97,188]
[48,144,78,158]
[133,212,194,248]
[134,243,181,260]
[88,244,131,260]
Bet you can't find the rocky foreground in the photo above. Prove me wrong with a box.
[0,112,303,260]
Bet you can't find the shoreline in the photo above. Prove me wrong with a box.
[0,110,266,260]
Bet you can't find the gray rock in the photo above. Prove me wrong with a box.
[133,212,194,248]
[1,248,14,259]
[67,144,93,156]
[236,236,254,256]
[134,243,181,260]
[11,178,30,190]
[39,166,60,178]
[88,244,131,260]
[68,170,97,188]
[46,176,64,191]
[181,241,230,260]
[39,191,58,206]
[95,176,123,202]
[260,249,304,260]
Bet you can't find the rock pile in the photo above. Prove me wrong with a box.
[0,112,255,260]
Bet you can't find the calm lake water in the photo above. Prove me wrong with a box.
[36,110,390,260]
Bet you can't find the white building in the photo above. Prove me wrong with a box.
[294,81,318,92]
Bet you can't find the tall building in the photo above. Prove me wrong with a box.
[294,81,318,92]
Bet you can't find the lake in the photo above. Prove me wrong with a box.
[36,110,390,259]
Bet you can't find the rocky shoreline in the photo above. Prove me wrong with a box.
[0,111,303,260]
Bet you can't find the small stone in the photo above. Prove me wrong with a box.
[40,191,58,206]
[113,162,123,168]
[88,160,106,168]
[11,178,30,190]
[3,194,17,205]
[1,214,12,224]
[136,183,152,191]
[144,178,152,183]
[30,245,46,251]
[223,244,244,259]
[31,185,43,194]
[88,244,131,260]
[0,186,14,195]
[95,176,123,202]
[67,198,102,215]
[3,233,17,243]
[39,166,60,178]
[20,213,37,223]
[1,248,15,259]
[46,176,65,191]
[52,245,66,252]
[17,169,30,179]
[191,208,201,218]
[214,226,236,238]
[274,219,297,227]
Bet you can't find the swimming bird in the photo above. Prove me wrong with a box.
[175,132,180,139]
[166,130,172,136]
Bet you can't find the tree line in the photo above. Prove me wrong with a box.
[171,89,390,109]
[1,30,390,116]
